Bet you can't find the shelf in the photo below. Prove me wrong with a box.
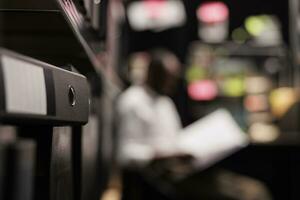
[0,1,97,76]
[1,0,57,10]
[55,0,123,92]
[193,41,288,58]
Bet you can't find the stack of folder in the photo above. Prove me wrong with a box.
[0,49,91,200]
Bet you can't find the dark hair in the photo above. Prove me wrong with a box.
[146,49,180,94]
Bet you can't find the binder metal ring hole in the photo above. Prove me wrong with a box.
[68,85,76,107]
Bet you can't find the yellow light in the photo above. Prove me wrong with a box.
[269,87,299,118]
[221,76,245,97]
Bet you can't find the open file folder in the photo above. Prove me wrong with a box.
[0,49,90,125]
[177,109,249,170]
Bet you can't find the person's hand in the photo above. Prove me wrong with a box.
[147,153,196,180]
[153,152,194,162]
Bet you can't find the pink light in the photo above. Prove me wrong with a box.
[197,2,229,24]
[188,80,218,101]
[144,0,167,19]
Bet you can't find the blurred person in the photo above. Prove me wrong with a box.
[117,49,183,166]
[116,49,272,200]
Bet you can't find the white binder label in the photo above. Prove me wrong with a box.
[1,55,47,115]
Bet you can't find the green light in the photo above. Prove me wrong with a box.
[185,65,207,83]
[232,27,249,43]
[245,16,266,36]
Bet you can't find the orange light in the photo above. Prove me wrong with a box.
[244,95,269,112]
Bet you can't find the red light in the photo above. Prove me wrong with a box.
[197,2,229,24]
[188,80,218,101]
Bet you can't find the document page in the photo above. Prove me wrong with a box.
[177,109,249,170]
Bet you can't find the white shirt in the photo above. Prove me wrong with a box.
[117,85,182,166]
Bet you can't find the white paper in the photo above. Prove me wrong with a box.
[177,109,249,170]
[2,55,47,115]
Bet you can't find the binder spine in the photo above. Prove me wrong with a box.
[0,49,90,125]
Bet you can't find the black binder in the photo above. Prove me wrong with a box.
[50,127,73,200]
[91,0,108,39]
[3,139,36,200]
[0,126,17,200]
[0,143,7,200]
[80,114,102,200]
[0,49,90,125]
